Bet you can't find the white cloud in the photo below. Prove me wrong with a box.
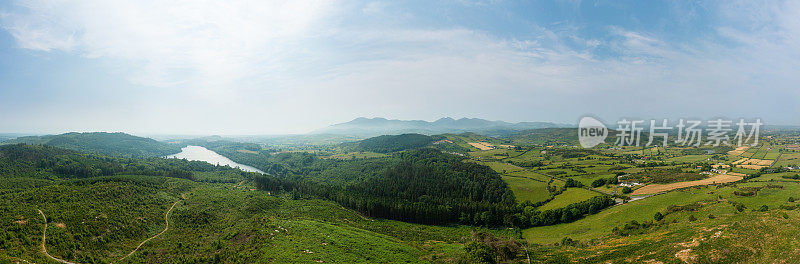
[2,0,334,90]
[1,0,799,133]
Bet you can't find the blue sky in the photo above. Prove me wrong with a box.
[1,0,798,134]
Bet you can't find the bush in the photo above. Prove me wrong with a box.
[564,178,583,188]
[561,237,578,247]
[654,212,664,221]
[621,187,633,194]
[459,242,496,264]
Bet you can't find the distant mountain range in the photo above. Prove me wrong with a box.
[312,117,573,137]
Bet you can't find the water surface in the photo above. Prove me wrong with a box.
[166,145,265,174]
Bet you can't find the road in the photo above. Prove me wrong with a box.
[116,199,181,263]
[37,209,78,264]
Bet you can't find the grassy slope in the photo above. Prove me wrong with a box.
[501,175,551,203]
[545,183,800,263]
[538,188,600,211]
[0,176,514,264]
[525,179,800,246]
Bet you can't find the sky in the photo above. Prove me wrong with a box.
[0,0,798,135]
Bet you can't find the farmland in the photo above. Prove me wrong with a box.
[3,128,800,263]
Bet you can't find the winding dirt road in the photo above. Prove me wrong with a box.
[116,199,181,263]
[37,209,78,264]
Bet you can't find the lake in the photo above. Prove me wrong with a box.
[166,145,265,174]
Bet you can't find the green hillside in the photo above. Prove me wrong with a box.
[3,132,181,157]
[357,133,436,153]
[0,144,521,263]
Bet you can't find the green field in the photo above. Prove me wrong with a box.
[538,188,600,211]
[524,187,719,244]
[501,175,551,203]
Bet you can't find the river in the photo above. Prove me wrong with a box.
[166,145,265,174]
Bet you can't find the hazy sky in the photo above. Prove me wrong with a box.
[1,0,798,135]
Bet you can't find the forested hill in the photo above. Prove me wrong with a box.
[0,144,254,181]
[2,132,181,157]
[254,148,519,225]
[356,133,435,153]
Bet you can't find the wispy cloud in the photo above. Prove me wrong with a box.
[0,0,798,133]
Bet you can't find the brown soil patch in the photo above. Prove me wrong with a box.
[14,219,28,225]
[727,172,747,177]
[468,142,495,150]
[739,164,766,170]
[712,164,730,169]
[675,248,696,263]
[738,158,773,166]
[733,158,749,165]
[728,146,749,156]
[54,223,66,228]
[632,174,743,195]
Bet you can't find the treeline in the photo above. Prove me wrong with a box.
[525,196,615,227]
[0,144,251,181]
[255,148,518,225]
[253,147,617,227]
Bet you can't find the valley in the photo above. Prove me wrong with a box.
[2,126,800,263]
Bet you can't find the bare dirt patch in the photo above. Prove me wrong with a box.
[675,248,696,263]
[468,142,495,150]
[632,174,743,195]
[733,158,749,165]
[728,146,749,156]
[54,223,66,228]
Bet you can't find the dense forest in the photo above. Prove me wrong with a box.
[254,148,519,225]
[0,144,255,182]
[2,132,182,157]
[356,133,435,153]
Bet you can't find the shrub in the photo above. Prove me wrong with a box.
[654,212,664,221]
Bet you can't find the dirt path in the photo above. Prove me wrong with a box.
[37,209,78,264]
[116,199,181,263]
[632,174,743,195]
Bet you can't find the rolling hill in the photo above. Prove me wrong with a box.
[312,117,572,137]
[2,132,181,157]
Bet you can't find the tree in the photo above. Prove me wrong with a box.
[591,178,606,188]
[564,178,583,188]
[621,186,633,194]
[460,242,496,264]
[654,212,664,221]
